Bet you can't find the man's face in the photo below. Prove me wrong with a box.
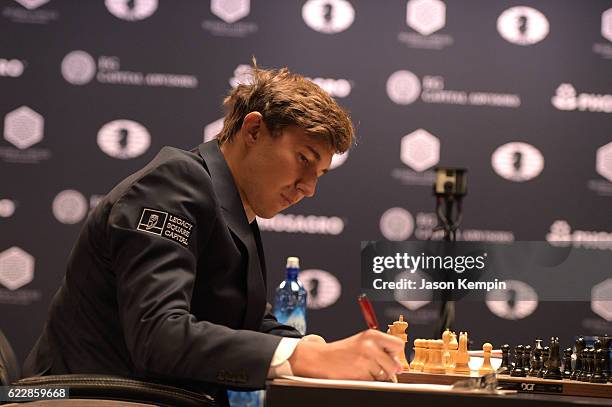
[241,124,334,219]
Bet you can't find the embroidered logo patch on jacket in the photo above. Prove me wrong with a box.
[137,208,194,247]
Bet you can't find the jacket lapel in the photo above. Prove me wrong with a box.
[197,141,266,330]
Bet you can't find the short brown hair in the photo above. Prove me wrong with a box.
[217,60,355,153]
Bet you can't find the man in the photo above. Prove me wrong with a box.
[24,63,403,405]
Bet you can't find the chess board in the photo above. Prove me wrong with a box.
[397,370,612,398]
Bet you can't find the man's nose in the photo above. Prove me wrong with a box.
[296,175,317,198]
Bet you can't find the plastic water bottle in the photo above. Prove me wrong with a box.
[273,256,307,335]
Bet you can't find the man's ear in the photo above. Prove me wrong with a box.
[241,112,263,144]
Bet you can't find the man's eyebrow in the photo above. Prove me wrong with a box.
[305,145,330,175]
[306,145,321,161]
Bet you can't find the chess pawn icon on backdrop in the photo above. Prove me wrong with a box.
[543,337,562,380]
[510,345,526,377]
[387,315,409,370]
[497,344,511,375]
[570,336,585,380]
[453,332,471,375]
[478,343,494,375]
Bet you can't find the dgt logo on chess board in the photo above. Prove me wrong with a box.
[137,208,193,247]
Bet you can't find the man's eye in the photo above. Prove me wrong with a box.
[299,154,309,164]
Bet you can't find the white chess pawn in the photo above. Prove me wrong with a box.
[478,342,494,375]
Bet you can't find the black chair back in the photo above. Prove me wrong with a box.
[0,329,20,385]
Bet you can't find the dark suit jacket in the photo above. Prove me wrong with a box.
[23,140,301,402]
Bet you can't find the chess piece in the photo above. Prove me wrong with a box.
[590,348,607,383]
[562,348,572,379]
[442,329,452,369]
[597,334,611,383]
[528,339,543,377]
[570,336,585,380]
[387,315,409,370]
[522,345,532,376]
[478,343,494,375]
[584,348,595,382]
[448,332,458,366]
[410,339,425,371]
[510,345,526,377]
[453,332,471,375]
[538,346,550,378]
[497,344,511,375]
[579,349,590,382]
[423,339,445,374]
[543,337,562,380]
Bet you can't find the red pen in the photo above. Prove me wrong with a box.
[358,294,399,383]
[358,293,379,329]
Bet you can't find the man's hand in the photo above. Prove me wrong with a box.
[288,329,404,381]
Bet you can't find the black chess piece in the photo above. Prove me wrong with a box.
[581,348,595,382]
[579,348,590,382]
[591,348,607,383]
[598,334,611,383]
[528,339,543,377]
[544,337,562,380]
[562,348,572,379]
[522,345,532,375]
[570,336,585,380]
[497,344,511,375]
[538,346,550,377]
[511,345,526,377]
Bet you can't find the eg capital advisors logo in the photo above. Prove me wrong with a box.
[0,246,35,291]
[302,0,355,34]
[61,50,96,85]
[386,70,421,105]
[379,207,414,241]
[406,0,446,36]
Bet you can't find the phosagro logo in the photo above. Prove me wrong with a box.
[485,280,539,320]
[602,8,612,42]
[497,6,549,46]
[61,50,96,85]
[302,0,355,34]
[0,59,25,77]
[400,129,440,172]
[551,83,612,114]
[257,214,345,235]
[380,207,414,241]
[97,119,151,159]
[491,142,544,182]
[406,0,446,36]
[546,220,612,250]
[211,0,250,23]
[105,0,158,21]
[0,246,34,291]
[52,190,89,225]
[300,269,342,309]
[3,106,44,150]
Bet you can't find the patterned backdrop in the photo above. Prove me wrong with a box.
[1,0,611,366]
